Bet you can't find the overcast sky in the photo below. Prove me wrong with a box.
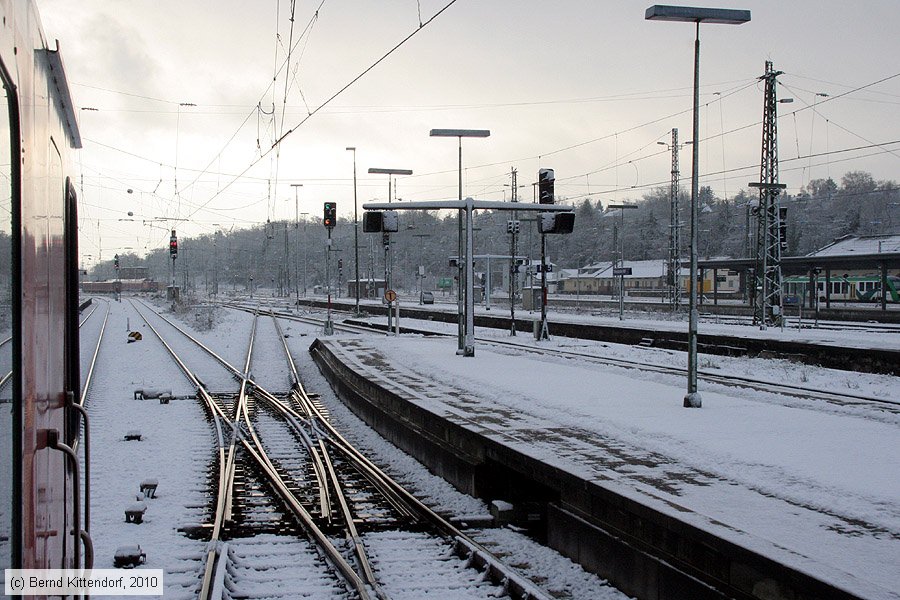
[38,0,900,263]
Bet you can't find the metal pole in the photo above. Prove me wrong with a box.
[386,177,393,332]
[303,220,308,297]
[291,184,302,305]
[485,256,491,310]
[510,168,517,335]
[324,227,334,335]
[685,21,702,408]
[283,221,290,297]
[619,207,625,320]
[457,137,465,354]
[539,233,549,339]
[350,149,360,315]
[464,197,475,355]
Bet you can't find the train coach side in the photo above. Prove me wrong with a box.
[0,0,84,580]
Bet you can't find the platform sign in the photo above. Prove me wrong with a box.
[384,289,397,303]
[613,267,632,276]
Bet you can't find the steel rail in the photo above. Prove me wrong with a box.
[257,302,899,409]
[281,306,896,411]
[264,310,551,600]
[263,310,385,596]
[134,301,372,600]
[265,310,417,519]
[78,299,110,407]
[153,299,552,600]
[0,297,106,396]
[134,301,335,520]
[317,438,387,599]
[303,343,553,600]
[481,336,900,410]
[221,310,257,526]
[71,297,110,549]
[129,301,230,600]
[133,300,335,519]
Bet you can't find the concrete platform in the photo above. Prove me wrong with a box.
[310,336,899,600]
[300,298,900,375]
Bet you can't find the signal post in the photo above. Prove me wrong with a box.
[169,230,178,302]
[323,202,336,335]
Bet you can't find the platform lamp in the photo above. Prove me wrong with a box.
[646,4,750,409]
[346,148,360,315]
[429,128,490,356]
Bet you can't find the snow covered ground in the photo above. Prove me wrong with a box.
[78,298,626,599]
[79,299,216,599]
[348,293,900,351]
[321,311,900,599]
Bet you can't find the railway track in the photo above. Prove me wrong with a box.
[482,334,900,413]
[0,297,108,397]
[132,299,554,600]
[226,302,899,415]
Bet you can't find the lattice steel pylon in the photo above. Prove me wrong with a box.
[751,61,787,328]
[667,128,681,311]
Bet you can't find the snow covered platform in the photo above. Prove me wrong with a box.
[311,336,900,600]
[306,297,900,375]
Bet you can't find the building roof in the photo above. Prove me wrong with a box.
[807,234,900,257]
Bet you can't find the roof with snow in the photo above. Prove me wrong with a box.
[807,234,900,257]
[566,259,668,279]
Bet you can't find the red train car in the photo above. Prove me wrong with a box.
[0,0,86,581]
[82,279,164,294]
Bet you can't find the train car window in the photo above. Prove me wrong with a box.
[0,71,15,573]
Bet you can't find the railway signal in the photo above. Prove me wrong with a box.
[506,220,520,234]
[114,254,120,270]
[323,202,336,228]
[538,168,555,204]
[363,211,383,232]
[538,212,575,234]
[169,230,178,258]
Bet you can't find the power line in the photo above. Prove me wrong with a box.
[415,71,900,202]
[183,0,461,223]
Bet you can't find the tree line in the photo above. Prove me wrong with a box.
[89,170,899,294]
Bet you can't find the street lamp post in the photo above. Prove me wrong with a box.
[367,167,413,332]
[346,148,360,315]
[646,4,750,409]
[429,128,491,356]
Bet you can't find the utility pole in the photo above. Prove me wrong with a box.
[667,128,681,311]
[751,61,787,329]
